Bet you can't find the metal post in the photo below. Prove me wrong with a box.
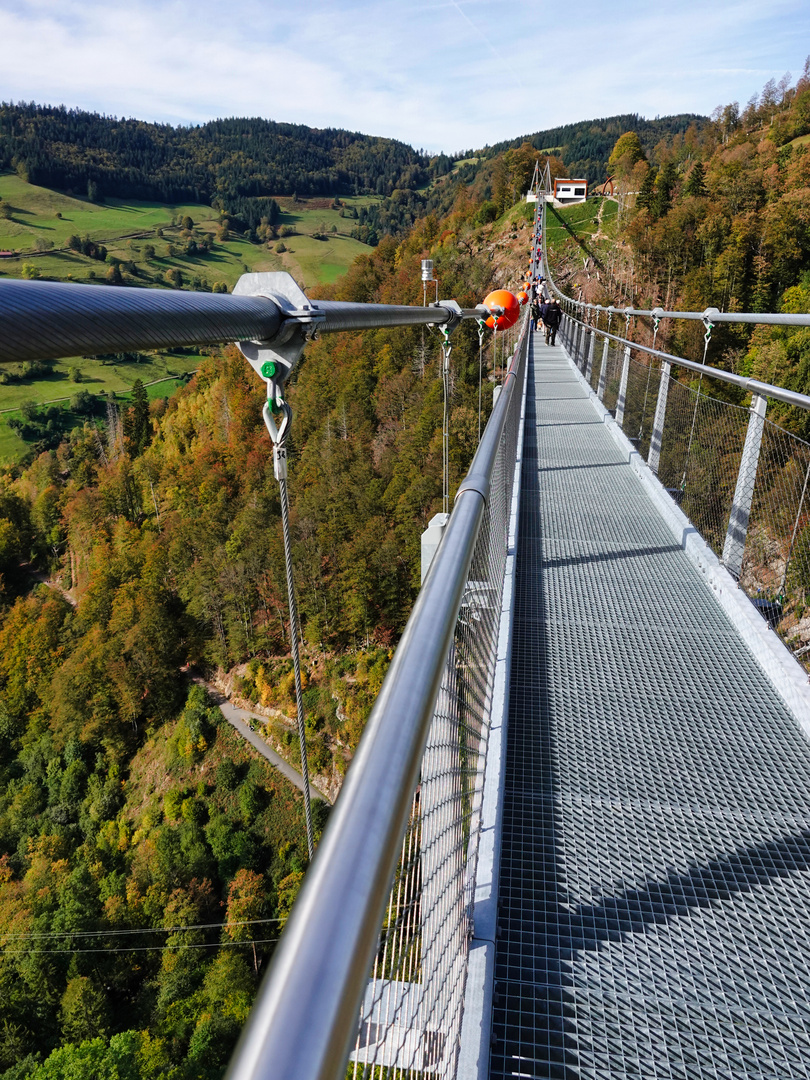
[585,330,595,384]
[615,345,631,427]
[421,513,450,584]
[647,361,671,476]
[722,394,768,579]
[573,323,582,367]
[441,330,452,514]
[597,336,609,401]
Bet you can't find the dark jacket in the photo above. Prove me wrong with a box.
[543,303,562,329]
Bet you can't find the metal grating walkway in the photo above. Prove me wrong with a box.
[489,333,810,1080]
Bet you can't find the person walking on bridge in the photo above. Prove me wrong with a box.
[542,297,561,345]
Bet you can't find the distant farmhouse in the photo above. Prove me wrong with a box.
[550,179,588,205]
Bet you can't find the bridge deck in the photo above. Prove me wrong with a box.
[489,333,810,1079]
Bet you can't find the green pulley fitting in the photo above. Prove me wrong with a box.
[261,360,277,379]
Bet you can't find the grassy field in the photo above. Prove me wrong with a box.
[0,175,377,292]
[0,175,384,464]
[544,199,601,250]
[0,376,194,465]
[0,351,203,412]
[0,351,203,466]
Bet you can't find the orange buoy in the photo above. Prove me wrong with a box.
[483,289,520,330]
[517,290,529,306]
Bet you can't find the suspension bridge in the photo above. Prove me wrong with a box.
[4,191,810,1080]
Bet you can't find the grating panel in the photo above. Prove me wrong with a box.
[489,332,810,1080]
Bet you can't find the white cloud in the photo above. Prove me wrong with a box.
[0,0,808,151]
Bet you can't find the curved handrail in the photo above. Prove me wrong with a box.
[224,314,531,1080]
[536,198,810,410]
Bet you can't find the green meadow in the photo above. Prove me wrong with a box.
[0,176,382,463]
[0,351,204,466]
[0,175,377,292]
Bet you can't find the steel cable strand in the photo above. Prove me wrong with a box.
[279,473,315,861]
[681,320,713,491]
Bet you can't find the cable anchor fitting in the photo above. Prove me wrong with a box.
[262,396,292,482]
[701,309,716,366]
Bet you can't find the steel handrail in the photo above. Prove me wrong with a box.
[558,317,810,413]
[558,303,810,329]
[536,198,810,409]
[224,313,531,1080]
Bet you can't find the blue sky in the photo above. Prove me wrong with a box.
[0,0,808,153]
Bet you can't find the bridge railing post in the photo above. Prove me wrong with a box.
[575,323,585,370]
[722,393,768,579]
[615,345,631,428]
[597,335,609,401]
[585,329,595,384]
[647,361,671,476]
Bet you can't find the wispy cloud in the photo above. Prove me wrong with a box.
[0,0,807,151]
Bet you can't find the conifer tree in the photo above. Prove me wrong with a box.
[129,379,150,456]
[684,161,708,198]
[653,162,678,218]
[636,166,657,212]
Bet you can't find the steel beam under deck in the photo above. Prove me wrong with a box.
[490,330,810,1080]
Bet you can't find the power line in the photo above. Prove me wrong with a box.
[1,916,283,943]
[1,936,280,957]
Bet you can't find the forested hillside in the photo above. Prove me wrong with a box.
[2,76,785,1075]
[0,181,533,1077]
[560,63,810,428]
[0,104,430,221]
[485,112,708,184]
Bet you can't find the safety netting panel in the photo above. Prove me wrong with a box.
[655,376,749,557]
[349,323,528,1080]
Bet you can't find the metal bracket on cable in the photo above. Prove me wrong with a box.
[651,306,663,349]
[702,307,717,362]
[235,272,325,405]
[429,298,464,332]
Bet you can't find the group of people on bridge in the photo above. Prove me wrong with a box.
[530,290,561,345]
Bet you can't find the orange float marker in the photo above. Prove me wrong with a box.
[482,289,520,330]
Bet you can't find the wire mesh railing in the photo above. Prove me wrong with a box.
[347,322,526,1080]
[225,315,529,1080]
[558,314,810,663]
